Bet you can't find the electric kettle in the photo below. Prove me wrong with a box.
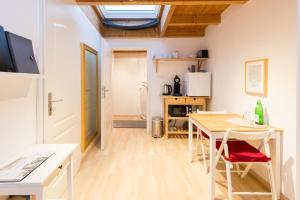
[162,84,172,95]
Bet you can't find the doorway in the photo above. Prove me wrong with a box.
[112,50,148,128]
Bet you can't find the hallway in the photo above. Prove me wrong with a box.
[72,129,270,200]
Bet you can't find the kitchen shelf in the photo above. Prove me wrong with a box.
[0,72,44,101]
[153,57,208,72]
[168,116,189,120]
[163,96,208,139]
[168,131,197,135]
[168,131,189,134]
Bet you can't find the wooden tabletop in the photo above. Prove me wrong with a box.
[189,113,283,133]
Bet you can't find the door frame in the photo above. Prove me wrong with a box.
[81,43,100,152]
[111,48,150,133]
[36,0,45,144]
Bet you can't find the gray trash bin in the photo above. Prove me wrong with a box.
[152,116,163,138]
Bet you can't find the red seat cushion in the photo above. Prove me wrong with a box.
[201,131,209,139]
[216,140,271,163]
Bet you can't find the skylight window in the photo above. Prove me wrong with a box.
[99,5,161,19]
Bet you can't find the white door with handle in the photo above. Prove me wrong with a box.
[100,39,113,150]
[44,22,80,146]
[43,3,82,198]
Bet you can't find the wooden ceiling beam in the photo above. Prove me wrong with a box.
[76,0,248,5]
[160,5,176,37]
[164,25,206,37]
[101,26,160,37]
[169,14,221,26]
[165,30,205,37]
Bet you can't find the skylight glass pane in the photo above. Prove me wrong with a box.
[99,5,160,19]
[104,5,156,11]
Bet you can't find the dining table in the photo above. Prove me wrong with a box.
[188,113,283,200]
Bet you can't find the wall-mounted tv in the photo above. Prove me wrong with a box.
[0,26,14,72]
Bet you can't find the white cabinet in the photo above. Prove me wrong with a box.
[183,72,211,97]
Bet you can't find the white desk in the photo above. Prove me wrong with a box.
[188,114,283,200]
[0,144,77,200]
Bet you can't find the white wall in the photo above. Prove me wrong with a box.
[297,1,300,199]
[0,0,105,199]
[0,0,104,163]
[112,52,147,116]
[205,0,297,198]
[0,0,41,164]
[107,38,206,129]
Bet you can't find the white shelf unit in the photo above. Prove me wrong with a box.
[0,72,44,101]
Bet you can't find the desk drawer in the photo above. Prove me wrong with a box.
[186,97,205,105]
[165,98,185,104]
[44,157,69,186]
[45,157,70,199]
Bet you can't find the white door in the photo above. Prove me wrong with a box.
[44,24,80,145]
[43,2,81,198]
[100,39,113,150]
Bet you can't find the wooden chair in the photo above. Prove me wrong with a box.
[215,129,277,200]
[195,110,227,173]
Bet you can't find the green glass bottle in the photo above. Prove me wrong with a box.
[255,100,264,125]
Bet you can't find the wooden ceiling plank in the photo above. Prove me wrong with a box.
[77,0,248,5]
[102,27,160,38]
[164,31,205,37]
[165,25,206,37]
[169,14,221,26]
[160,5,176,37]
[173,4,230,15]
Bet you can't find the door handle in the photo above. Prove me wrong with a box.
[49,99,64,103]
[48,92,64,116]
[102,87,109,98]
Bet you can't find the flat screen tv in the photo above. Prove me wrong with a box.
[0,26,14,72]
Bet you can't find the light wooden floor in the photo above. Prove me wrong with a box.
[72,128,271,200]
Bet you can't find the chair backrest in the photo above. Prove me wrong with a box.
[227,129,274,141]
[197,110,227,114]
[216,128,274,161]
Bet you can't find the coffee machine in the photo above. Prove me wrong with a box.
[173,75,182,96]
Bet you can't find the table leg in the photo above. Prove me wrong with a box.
[275,133,281,199]
[188,118,193,162]
[67,156,74,200]
[209,135,216,200]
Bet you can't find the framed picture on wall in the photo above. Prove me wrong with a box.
[245,58,268,96]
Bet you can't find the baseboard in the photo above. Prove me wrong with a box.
[249,170,289,200]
